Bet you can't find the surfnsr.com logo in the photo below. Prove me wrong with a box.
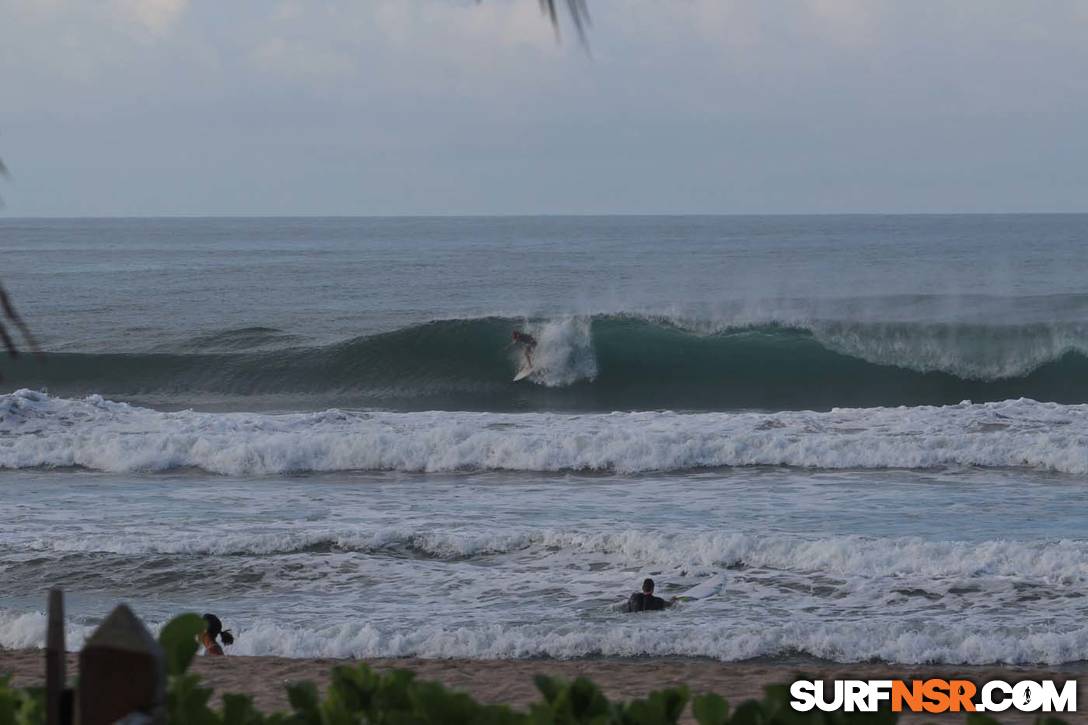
[790,679,1077,714]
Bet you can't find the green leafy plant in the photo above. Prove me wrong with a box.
[160,612,205,677]
[0,676,44,725]
[692,693,729,725]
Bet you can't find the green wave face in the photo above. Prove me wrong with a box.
[6,316,1088,412]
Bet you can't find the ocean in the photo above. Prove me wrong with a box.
[1,215,1087,665]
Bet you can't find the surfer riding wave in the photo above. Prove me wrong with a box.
[509,330,537,370]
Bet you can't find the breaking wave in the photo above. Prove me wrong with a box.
[6,316,1088,411]
[5,527,1088,664]
[3,389,1087,475]
[10,526,1088,584]
[7,611,1086,665]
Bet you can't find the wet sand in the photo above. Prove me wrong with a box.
[1,649,1083,723]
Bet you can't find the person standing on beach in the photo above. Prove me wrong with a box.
[625,578,676,612]
[200,613,235,656]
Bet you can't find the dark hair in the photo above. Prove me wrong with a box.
[202,613,235,646]
[642,578,655,593]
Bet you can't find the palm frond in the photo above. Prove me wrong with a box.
[539,0,590,43]
[0,283,40,359]
[479,1,590,44]
[0,157,39,363]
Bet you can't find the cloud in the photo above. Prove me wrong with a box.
[247,36,356,83]
[243,0,569,85]
[2,0,1087,215]
[109,0,189,35]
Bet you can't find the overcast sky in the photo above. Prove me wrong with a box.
[2,0,1087,216]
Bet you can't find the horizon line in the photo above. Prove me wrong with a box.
[3,210,1088,221]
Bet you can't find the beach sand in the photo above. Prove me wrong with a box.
[2,649,1084,723]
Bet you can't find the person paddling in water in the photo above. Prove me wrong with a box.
[509,330,537,369]
[625,578,677,612]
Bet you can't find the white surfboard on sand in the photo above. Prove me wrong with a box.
[513,366,533,382]
[675,573,725,602]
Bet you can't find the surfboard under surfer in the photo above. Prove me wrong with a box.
[509,330,537,369]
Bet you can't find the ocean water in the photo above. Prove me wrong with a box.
[2,215,1088,665]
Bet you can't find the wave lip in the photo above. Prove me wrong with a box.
[2,389,1088,475]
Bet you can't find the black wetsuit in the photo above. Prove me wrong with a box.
[512,331,536,348]
[626,591,668,612]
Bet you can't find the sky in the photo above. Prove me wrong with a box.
[1,0,1087,216]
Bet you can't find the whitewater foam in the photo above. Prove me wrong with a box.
[8,526,1088,584]
[221,619,1088,664]
[807,320,1088,380]
[5,609,1087,665]
[2,390,1087,475]
[520,317,598,387]
[4,456,1087,666]
[8,524,1088,587]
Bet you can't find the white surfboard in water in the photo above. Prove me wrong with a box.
[513,366,533,382]
[676,573,725,601]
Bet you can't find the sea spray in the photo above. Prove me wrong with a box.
[523,317,598,387]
